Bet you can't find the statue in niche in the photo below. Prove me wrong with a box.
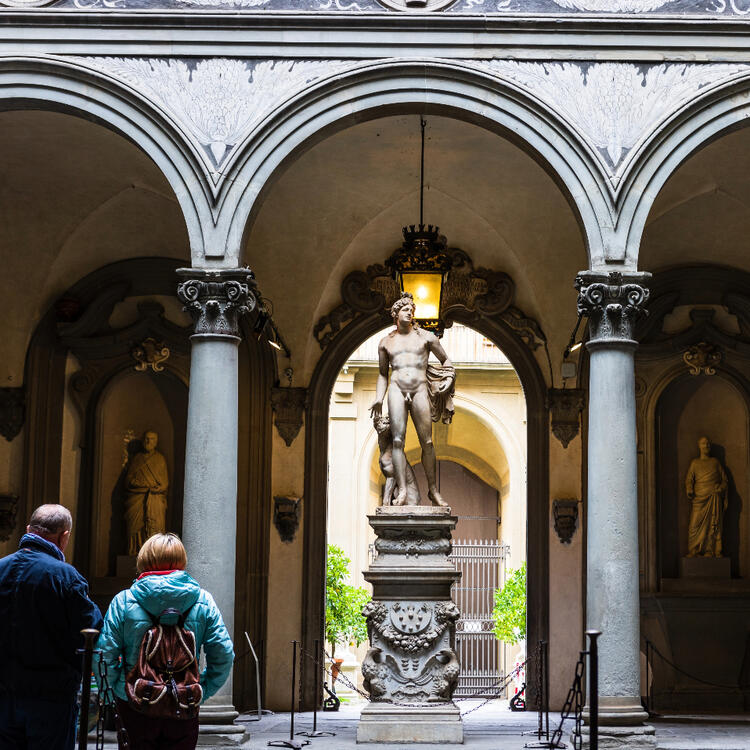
[124,430,169,555]
[370,292,455,507]
[685,436,728,558]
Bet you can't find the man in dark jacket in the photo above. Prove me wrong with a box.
[0,504,103,749]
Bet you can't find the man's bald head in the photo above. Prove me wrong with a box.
[27,504,72,552]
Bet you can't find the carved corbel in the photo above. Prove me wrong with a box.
[271,387,307,447]
[553,499,579,545]
[548,388,586,448]
[0,494,18,542]
[0,388,25,442]
[273,496,301,543]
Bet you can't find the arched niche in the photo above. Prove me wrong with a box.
[656,373,749,581]
[302,253,548,710]
[92,369,187,580]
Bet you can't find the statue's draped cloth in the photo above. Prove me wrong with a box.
[685,457,727,557]
[427,364,456,425]
[124,450,169,554]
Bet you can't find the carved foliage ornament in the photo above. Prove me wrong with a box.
[576,271,650,343]
[683,342,722,376]
[314,249,545,353]
[0,388,24,442]
[548,389,586,448]
[132,338,170,372]
[177,270,257,338]
[270,387,307,447]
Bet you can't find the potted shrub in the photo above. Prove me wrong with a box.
[325,544,370,683]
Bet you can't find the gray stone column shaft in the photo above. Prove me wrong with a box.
[178,268,256,729]
[577,271,655,745]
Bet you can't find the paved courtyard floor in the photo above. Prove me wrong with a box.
[97,702,750,749]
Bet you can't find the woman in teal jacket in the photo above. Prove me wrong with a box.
[97,533,234,750]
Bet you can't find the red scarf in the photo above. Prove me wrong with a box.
[137,569,179,581]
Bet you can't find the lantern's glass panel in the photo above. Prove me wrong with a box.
[402,273,442,321]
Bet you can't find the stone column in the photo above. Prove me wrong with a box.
[177,268,256,736]
[576,271,655,749]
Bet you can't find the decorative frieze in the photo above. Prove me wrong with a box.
[71,57,354,170]
[576,271,650,344]
[177,269,257,338]
[478,62,748,175]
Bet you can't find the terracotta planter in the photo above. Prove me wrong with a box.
[331,657,344,683]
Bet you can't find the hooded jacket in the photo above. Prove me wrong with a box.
[96,570,234,702]
[0,533,103,700]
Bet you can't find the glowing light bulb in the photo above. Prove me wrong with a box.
[417,286,428,300]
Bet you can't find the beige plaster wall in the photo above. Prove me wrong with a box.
[548,424,584,708]
[265,427,306,710]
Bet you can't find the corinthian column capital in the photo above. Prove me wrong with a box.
[575,270,651,345]
[177,268,257,338]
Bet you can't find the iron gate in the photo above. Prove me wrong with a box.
[449,539,509,697]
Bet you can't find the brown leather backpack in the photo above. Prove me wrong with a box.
[125,606,202,719]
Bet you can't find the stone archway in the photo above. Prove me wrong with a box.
[300,249,549,708]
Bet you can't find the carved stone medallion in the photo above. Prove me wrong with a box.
[377,0,457,9]
[683,342,722,376]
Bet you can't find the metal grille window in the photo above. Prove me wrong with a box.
[450,539,510,697]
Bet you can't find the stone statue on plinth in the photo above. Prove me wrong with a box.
[685,436,728,558]
[358,295,462,744]
[370,292,455,507]
[124,430,168,555]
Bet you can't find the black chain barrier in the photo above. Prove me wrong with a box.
[525,630,600,750]
[643,636,740,715]
[294,643,530,717]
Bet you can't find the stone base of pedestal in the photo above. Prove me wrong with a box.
[580,724,656,750]
[356,702,463,744]
[198,704,245,743]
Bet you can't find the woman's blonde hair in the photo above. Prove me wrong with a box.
[136,533,187,574]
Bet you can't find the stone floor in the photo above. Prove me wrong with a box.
[96,702,750,749]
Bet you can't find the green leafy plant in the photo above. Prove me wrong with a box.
[325,544,371,657]
[492,562,527,644]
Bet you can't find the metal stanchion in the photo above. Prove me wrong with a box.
[244,632,273,722]
[77,628,99,750]
[586,630,601,750]
[297,640,335,738]
[268,641,310,749]
[543,639,550,742]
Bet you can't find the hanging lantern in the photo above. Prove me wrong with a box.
[386,118,452,335]
[387,224,451,334]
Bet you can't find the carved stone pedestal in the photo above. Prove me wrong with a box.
[357,506,463,744]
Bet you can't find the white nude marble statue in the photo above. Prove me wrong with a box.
[685,435,728,558]
[370,292,455,507]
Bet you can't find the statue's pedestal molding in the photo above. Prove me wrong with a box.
[357,701,463,744]
[679,555,731,578]
[357,506,463,744]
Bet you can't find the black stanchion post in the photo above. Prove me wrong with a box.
[78,628,99,750]
[586,630,601,750]
[268,640,309,749]
[297,639,335,738]
[646,639,651,715]
[543,640,550,741]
